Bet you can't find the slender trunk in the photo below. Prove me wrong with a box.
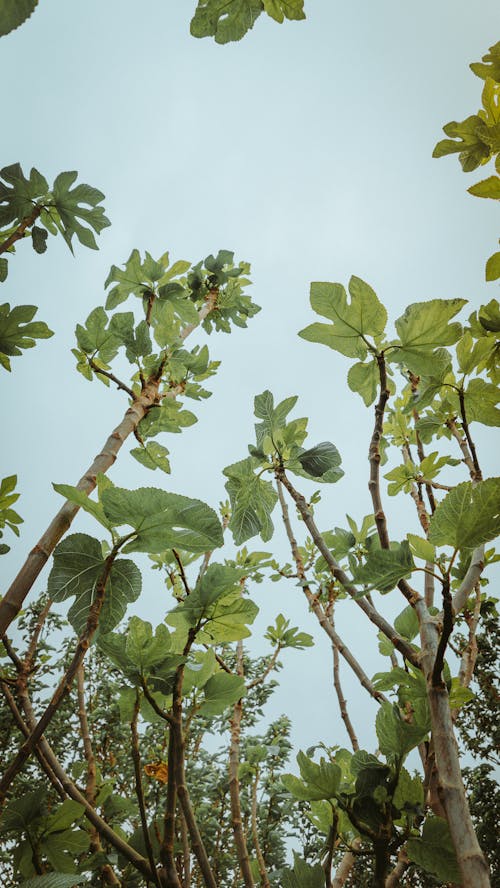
[0,298,215,637]
[250,769,270,888]
[419,611,491,885]
[228,641,255,888]
[276,469,420,668]
[76,663,100,854]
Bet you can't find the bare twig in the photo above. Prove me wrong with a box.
[251,768,271,888]
[228,640,255,888]
[88,357,135,398]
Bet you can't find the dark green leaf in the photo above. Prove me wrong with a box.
[0,303,53,370]
[407,817,462,883]
[282,853,325,888]
[352,542,414,593]
[190,0,264,44]
[51,171,110,253]
[299,277,386,358]
[296,441,343,480]
[47,533,141,636]
[428,478,500,549]
[199,672,246,716]
[31,224,48,254]
[376,702,427,759]
[130,441,171,474]
[101,486,223,554]
[19,876,89,888]
[0,1,38,37]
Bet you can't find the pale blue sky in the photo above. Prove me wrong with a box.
[1,2,498,758]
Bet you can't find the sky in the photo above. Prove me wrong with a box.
[1,1,499,764]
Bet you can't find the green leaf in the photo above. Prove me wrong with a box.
[0,163,48,225]
[347,359,379,406]
[297,750,341,798]
[463,378,500,426]
[31,224,48,254]
[282,853,325,888]
[51,171,110,253]
[0,1,38,37]
[44,800,84,833]
[0,303,53,370]
[262,0,305,23]
[296,442,343,480]
[468,174,500,199]
[390,299,465,375]
[52,483,112,531]
[485,250,500,281]
[407,533,435,563]
[478,299,500,333]
[0,257,7,282]
[352,542,414,593]
[125,618,173,672]
[19,876,89,888]
[299,276,387,358]
[448,677,474,709]
[433,115,491,172]
[190,0,264,44]
[101,486,223,554]
[0,789,45,833]
[137,400,197,439]
[428,478,500,549]
[407,817,462,884]
[394,604,419,641]
[376,702,427,760]
[43,827,90,872]
[224,457,278,545]
[130,441,171,474]
[392,767,424,812]
[470,41,500,82]
[199,672,246,716]
[47,533,141,637]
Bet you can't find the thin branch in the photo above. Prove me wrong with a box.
[451,545,485,616]
[88,357,135,398]
[0,538,125,803]
[131,692,160,887]
[228,640,255,888]
[446,417,479,481]
[457,581,482,692]
[276,480,387,703]
[0,298,217,637]
[13,678,155,881]
[0,680,65,801]
[368,353,391,549]
[332,839,362,887]
[401,444,430,536]
[329,606,359,751]
[0,205,42,254]
[246,646,281,690]
[458,390,482,482]
[275,470,421,669]
[251,768,271,888]
[432,576,453,687]
[172,549,191,597]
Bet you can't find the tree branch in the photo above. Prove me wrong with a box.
[275,470,421,669]
[0,205,42,254]
[276,479,388,703]
[131,692,161,887]
[0,539,124,803]
[0,298,217,637]
[228,640,255,888]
